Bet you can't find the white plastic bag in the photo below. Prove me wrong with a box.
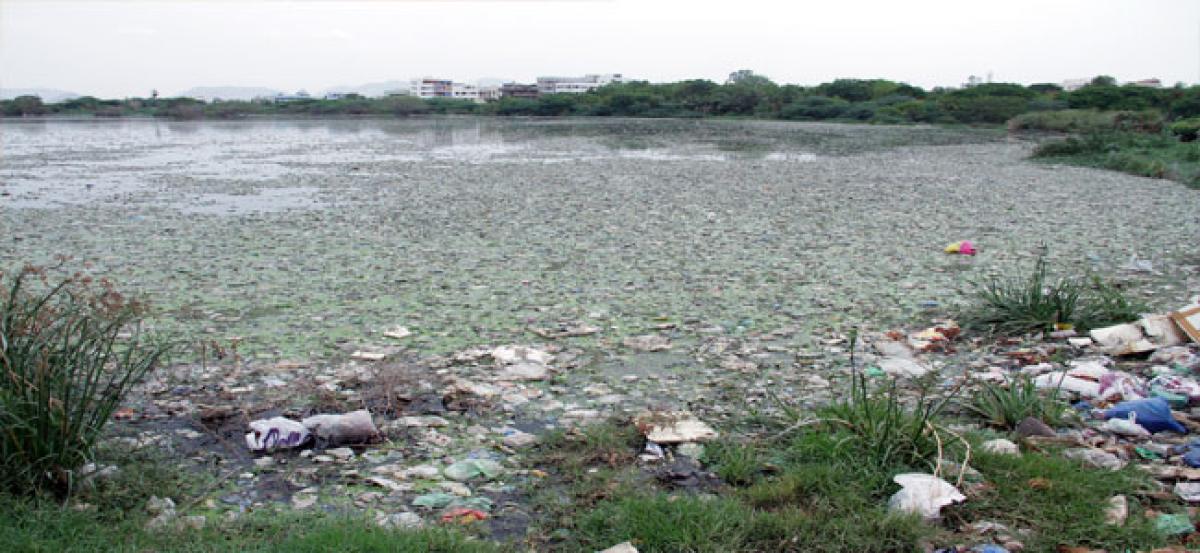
[245,417,310,451]
[887,473,965,520]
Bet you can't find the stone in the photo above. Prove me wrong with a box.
[377,511,423,529]
[1015,417,1056,439]
[439,481,472,496]
[351,351,387,362]
[179,515,207,530]
[146,496,175,516]
[368,476,409,492]
[383,326,412,339]
[623,334,671,352]
[492,345,553,365]
[877,356,930,378]
[498,362,550,381]
[398,464,441,480]
[981,439,1019,456]
[292,494,317,509]
[328,447,355,461]
[1105,495,1128,526]
[637,412,719,444]
[501,430,538,448]
[677,442,706,459]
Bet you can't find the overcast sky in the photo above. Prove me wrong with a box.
[1,0,1197,98]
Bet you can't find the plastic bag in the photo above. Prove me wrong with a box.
[1097,372,1147,402]
[1104,398,1187,434]
[887,473,965,520]
[943,240,977,256]
[1101,414,1152,438]
[301,409,379,446]
[245,417,309,451]
[443,459,504,481]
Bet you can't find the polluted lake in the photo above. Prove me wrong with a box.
[3,116,1200,550]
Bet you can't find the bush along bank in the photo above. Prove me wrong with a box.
[5,73,1200,128]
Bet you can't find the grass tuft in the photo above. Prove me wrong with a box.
[960,252,1146,335]
[965,375,1068,430]
[0,265,171,496]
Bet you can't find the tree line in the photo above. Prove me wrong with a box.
[4,74,1199,125]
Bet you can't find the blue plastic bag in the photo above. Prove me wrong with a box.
[1104,398,1187,434]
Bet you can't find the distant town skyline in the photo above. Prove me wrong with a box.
[2,0,1197,99]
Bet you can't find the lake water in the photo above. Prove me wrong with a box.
[0,117,1192,362]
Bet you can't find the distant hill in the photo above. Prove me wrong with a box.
[174,86,282,101]
[319,80,410,98]
[1,88,81,103]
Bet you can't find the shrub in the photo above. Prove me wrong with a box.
[779,96,849,120]
[1170,118,1200,142]
[0,266,168,496]
[1007,110,1117,133]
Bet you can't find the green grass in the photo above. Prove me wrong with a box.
[949,449,1165,551]
[960,253,1146,335]
[966,374,1069,430]
[0,504,501,553]
[1033,130,1200,188]
[0,445,499,553]
[705,440,761,486]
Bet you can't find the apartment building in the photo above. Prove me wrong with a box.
[535,74,624,95]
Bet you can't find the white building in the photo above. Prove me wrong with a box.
[409,78,454,99]
[536,74,624,95]
[1061,78,1090,91]
[451,82,480,102]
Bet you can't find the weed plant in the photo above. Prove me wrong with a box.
[0,265,169,496]
[966,375,1067,430]
[961,253,1145,335]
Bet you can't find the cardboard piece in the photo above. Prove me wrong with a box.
[1173,306,1200,343]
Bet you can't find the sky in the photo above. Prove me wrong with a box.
[1,0,1197,98]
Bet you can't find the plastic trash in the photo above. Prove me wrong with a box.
[1149,375,1200,406]
[1105,495,1128,526]
[1103,398,1187,434]
[1185,449,1200,468]
[1154,513,1194,536]
[1063,448,1125,471]
[412,493,456,509]
[944,240,977,256]
[1034,371,1100,398]
[245,417,309,451]
[1097,372,1147,402]
[887,473,965,520]
[1101,414,1152,438]
[598,542,640,553]
[301,409,379,446]
[443,459,504,481]
[1175,482,1200,502]
[440,508,488,523]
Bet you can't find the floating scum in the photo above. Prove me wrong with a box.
[0,118,1195,364]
